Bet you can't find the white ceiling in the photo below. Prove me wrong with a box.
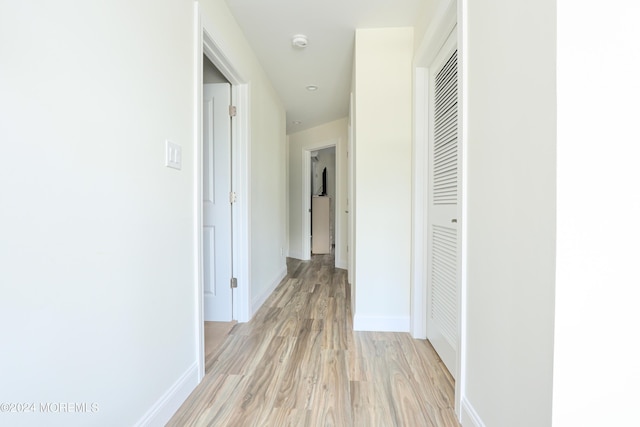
[224,0,431,133]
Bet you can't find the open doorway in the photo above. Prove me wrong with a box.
[195,7,251,380]
[299,139,342,266]
[201,55,236,368]
[310,147,336,255]
[287,128,347,269]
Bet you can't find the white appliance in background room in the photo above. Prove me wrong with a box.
[312,196,331,254]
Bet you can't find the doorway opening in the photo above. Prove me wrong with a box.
[201,55,236,368]
[310,147,336,256]
[411,0,464,416]
[195,5,251,380]
[300,139,342,266]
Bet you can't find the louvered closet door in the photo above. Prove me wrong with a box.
[427,32,460,378]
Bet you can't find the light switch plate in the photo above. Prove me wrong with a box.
[165,140,181,170]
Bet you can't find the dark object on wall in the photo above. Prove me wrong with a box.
[322,167,327,196]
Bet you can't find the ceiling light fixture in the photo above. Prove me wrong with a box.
[292,120,302,125]
[292,34,308,48]
[305,85,318,91]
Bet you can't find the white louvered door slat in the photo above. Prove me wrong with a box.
[426,30,460,379]
[431,225,457,346]
[433,50,458,207]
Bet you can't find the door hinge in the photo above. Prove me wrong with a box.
[229,105,237,117]
[229,191,237,204]
[230,277,238,288]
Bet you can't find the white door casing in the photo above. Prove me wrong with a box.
[203,83,233,321]
[348,94,355,289]
[196,3,251,381]
[411,0,462,416]
[426,29,460,379]
[301,139,341,263]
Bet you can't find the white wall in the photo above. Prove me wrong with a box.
[0,0,287,425]
[353,28,414,331]
[249,74,288,308]
[0,1,196,425]
[414,0,444,54]
[199,0,288,313]
[462,0,556,425]
[288,118,348,265]
[554,2,640,426]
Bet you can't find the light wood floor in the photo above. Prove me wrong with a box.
[204,321,236,368]
[168,254,460,427]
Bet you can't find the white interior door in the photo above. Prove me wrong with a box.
[203,82,233,321]
[426,31,460,377]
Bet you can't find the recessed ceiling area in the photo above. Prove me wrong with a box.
[224,0,433,133]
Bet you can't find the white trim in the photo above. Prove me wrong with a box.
[199,7,244,84]
[251,266,287,314]
[346,92,356,288]
[194,1,251,381]
[335,259,348,270]
[285,136,290,260]
[231,83,252,323]
[457,0,469,418]
[301,150,312,260]
[334,138,345,268]
[411,66,429,340]
[348,93,355,312]
[287,250,306,260]
[134,362,199,427]
[353,314,411,332]
[415,0,457,68]
[300,138,341,264]
[461,397,486,427]
[193,1,205,382]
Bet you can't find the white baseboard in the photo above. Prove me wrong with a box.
[287,250,305,260]
[251,266,287,315]
[135,362,199,427]
[353,314,410,332]
[335,259,348,269]
[461,397,485,427]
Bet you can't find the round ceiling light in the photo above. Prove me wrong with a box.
[305,85,318,91]
[292,120,302,125]
[292,34,308,48]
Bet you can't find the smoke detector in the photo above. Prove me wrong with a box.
[292,34,308,48]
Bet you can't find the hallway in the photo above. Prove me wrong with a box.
[168,255,459,426]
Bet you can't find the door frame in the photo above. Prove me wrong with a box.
[411,0,465,416]
[194,2,251,380]
[301,139,341,262]
[348,94,355,290]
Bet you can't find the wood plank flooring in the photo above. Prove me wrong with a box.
[204,321,236,367]
[168,254,460,427]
